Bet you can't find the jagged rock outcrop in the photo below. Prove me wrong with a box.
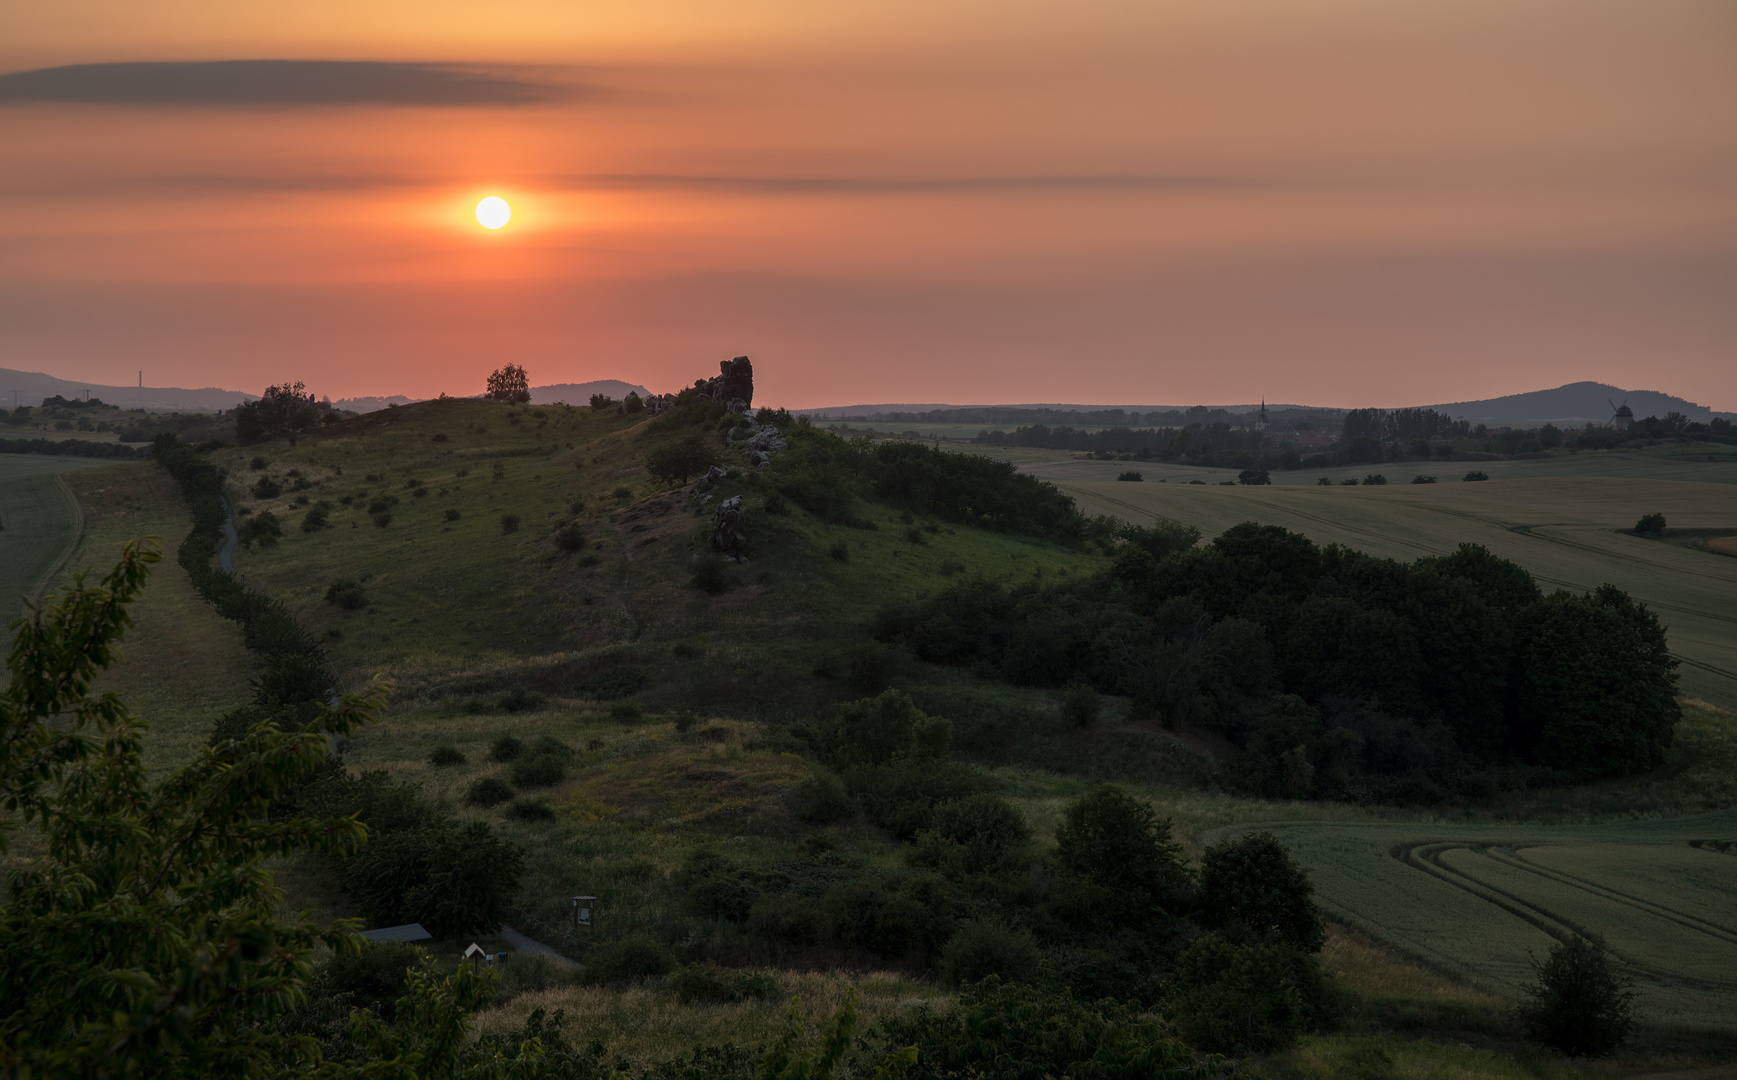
[712,495,747,561]
[643,355,755,416]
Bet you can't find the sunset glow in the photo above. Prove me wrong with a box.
[0,1,1732,408]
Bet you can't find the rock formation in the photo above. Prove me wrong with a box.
[712,495,747,561]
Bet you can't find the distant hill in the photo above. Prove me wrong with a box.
[1421,382,1735,424]
[0,365,255,411]
[332,395,415,413]
[531,380,650,405]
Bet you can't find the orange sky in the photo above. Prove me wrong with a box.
[2,1,1734,408]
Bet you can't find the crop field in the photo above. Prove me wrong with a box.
[0,454,120,647]
[1212,810,1737,1033]
[1005,463,1737,708]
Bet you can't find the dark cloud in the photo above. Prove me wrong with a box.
[0,60,566,107]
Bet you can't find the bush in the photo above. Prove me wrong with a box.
[1055,785,1193,919]
[339,820,524,939]
[252,475,283,499]
[1634,512,1666,535]
[325,578,366,610]
[1361,473,1386,485]
[1197,831,1325,952]
[554,524,586,553]
[585,935,675,987]
[576,667,650,700]
[1518,934,1636,1057]
[370,511,392,528]
[938,920,1040,986]
[925,793,1031,872]
[670,964,781,1005]
[489,735,526,762]
[1116,471,1143,482]
[1463,470,1489,481]
[828,541,849,562]
[1166,936,1315,1054]
[1410,475,1437,484]
[505,799,556,822]
[1237,468,1271,485]
[647,431,720,486]
[249,456,268,470]
[1060,682,1101,728]
[609,701,643,723]
[300,504,331,532]
[464,777,515,808]
[691,554,732,594]
[501,513,520,534]
[788,770,853,824]
[497,687,545,713]
[511,754,566,788]
[428,745,465,766]
[444,508,461,522]
[238,511,283,549]
[844,642,898,696]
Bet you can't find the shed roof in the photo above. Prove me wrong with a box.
[359,923,432,944]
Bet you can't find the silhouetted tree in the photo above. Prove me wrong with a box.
[485,364,531,403]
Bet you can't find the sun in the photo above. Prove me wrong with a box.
[475,196,511,230]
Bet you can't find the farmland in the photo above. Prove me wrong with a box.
[1007,458,1737,708]
[1213,808,1737,1033]
[0,453,120,648]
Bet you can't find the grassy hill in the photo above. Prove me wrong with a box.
[35,398,1737,1076]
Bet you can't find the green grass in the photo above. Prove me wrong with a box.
[0,454,120,648]
[43,462,260,776]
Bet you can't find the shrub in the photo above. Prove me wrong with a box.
[844,642,898,696]
[505,799,556,822]
[1463,470,1489,481]
[1361,473,1386,485]
[428,745,466,766]
[1061,682,1101,728]
[554,524,586,553]
[497,687,545,713]
[904,527,926,545]
[612,485,632,499]
[300,504,331,532]
[1197,831,1325,952]
[511,754,565,788]
[1166,936,1315,1054]
[671,964,783,1005]
[1410,475,1437,484]
[444,508,461,522]
[938,920,1040,986]
[691,554,731,594]
[489,735,526,762]
[500,513,520,533]
[828,541,849,562]
[576,667,650,700]
[431,432,449,442]
[464,777,515,808]
[763,491,788,514]
[647,432,720,486]
[339,820,524,939]
[1055,785,1193,919]
[1634,512,1666,535]
[371,511,392,528]
[938,559,965,575]
[530,735,571,759]
[1116,471,1143,482]
[609,701,643,723]
[788,770,853,824]
[1237,468,1271,485]
[1518,934,1636,1058]
[249,456,268,470]
[925,793,1031,872]
[325,578,366,610]
[252,475,283,499]
[585,935,675,986]
[237,511,283,550]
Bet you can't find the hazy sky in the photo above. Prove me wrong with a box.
[2,0,1733,408]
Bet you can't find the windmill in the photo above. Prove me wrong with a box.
[1608,398,1634,430]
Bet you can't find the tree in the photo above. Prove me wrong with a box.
[1054,785,1193,916]
[1511,585,1679,777]
[0,541,387,1077]
[1237,468,1271,485]
[1518,935,1636,1057]
[1197,831,1325,952]
[235,382,326,445]
[484,364,531,403]
[646,431,720,486]
[1634,512,1666,535]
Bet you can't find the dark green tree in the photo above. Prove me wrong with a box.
[1054,785,1193,916]
[1634,512,1666,535]
[1197,831,1325,952]
[484,364,531,403]
[235,382,327,445]
[1518,934,1637,1057]
[646,431,721,486]
[1511,585,1679,777]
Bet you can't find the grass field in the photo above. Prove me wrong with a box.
[0,454,125,649]
[1212,808,1737,1033]
[1004,462,1737,708]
